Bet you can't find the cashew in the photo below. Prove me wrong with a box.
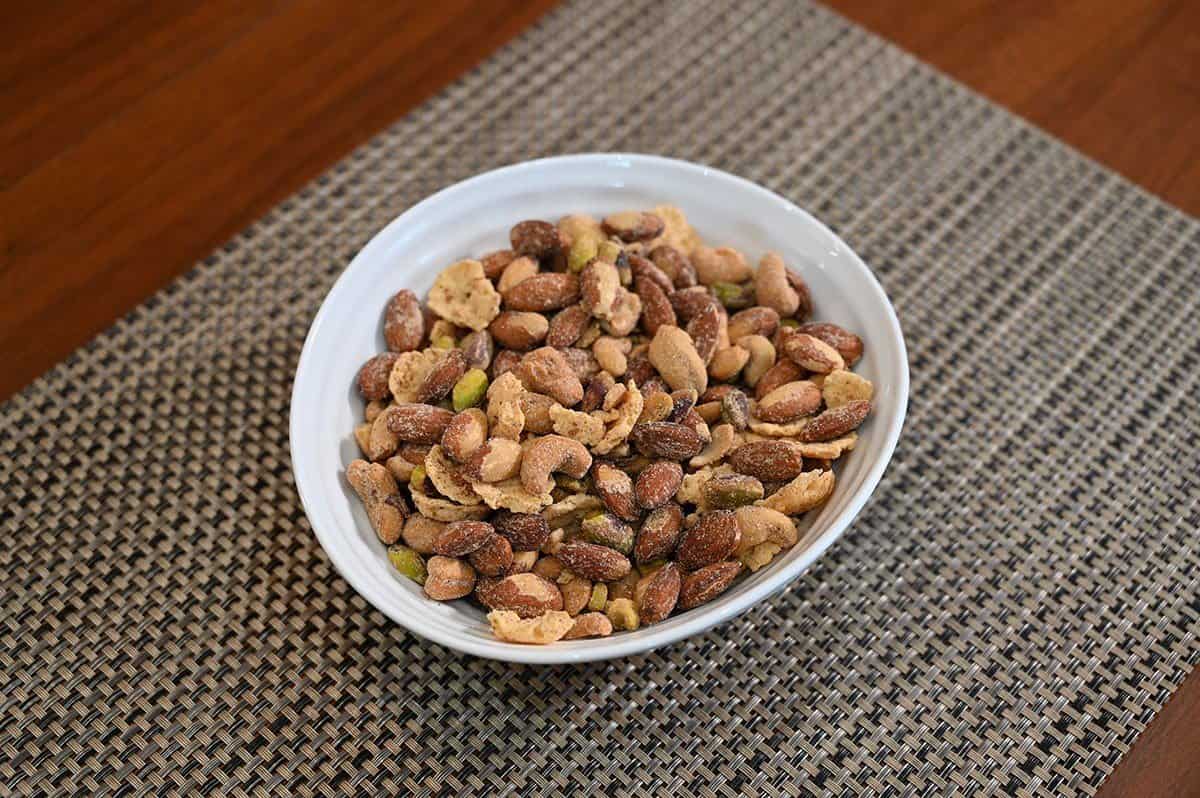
[387,349,443,403]
[424,556,476,600]
[648,325,708,395]
[471,477,553,514]
[427,259,501,331]
[424,445,484,505]
[734,505,797,553]
[486,371,525,440]
[593,335,630,376]
[690,423,739,468]
[737,334,775,387]
[514,347,585,407]
[754,252,800,316]
[487,610,575,644]
[410,480,490,522]
[401,514,444,554]
[466,437,524,483]
[707,345,750,382]
[520,435,594,495]
[593,381,644,455]
[760,469,835,515]
[822,369,875,408]
[692,246,752,285]
[346,460,405,544]
[549,404,606,447]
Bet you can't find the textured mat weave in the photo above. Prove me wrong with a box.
[2,1,1197,795]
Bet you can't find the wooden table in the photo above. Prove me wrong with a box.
[1,2,1196,793]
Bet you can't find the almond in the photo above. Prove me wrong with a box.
[557,541,632,582]
[441,408,488,463]
[686,302,723,364]
[678,561,742,610]
[492,511,551,551]
[480,249,516,280]
[489,311,550,350]
[756,380,822,423]
[670,286,719,322]
[635,461,684,509]
[729,440,805,481]
[502,273,580,312]
[356,352,400,400]
[625,353,660,387]
[433,520,495,557]
[383,289,425,352]
[384,403,455,444]
[490,349,522,379]
[638,561,682,624]
[800,399,871,442]
[649,245,696,289]
[629,253,675,297]
[592,462,640,521]
[602,211,664,242]
[796,322,863,366]
[415,349,467,403]
[546,304,590,347]
[580,260,621,319]
[755,359,804,400]
[635,275,676,335]
[629,422,705,459]
[468,533,514,577]
[559,346,600,382]
[676,510,740,570]
[480,572,564,618]
[727,306,780,342]
[666,388,698,423]
[635,503,683,563]
[784,333,845,373]
[510,220,565,262]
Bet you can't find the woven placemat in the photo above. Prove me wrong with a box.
[3,1,1197,795]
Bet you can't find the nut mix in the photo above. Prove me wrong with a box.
[345,207,877,645]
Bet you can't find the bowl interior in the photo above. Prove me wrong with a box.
[290,154,907,663]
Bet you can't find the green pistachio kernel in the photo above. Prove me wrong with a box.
[452,368,489,411]
[711,281,754,310]
[568,234,601,273]
[409,465,426,493]
[587,583,609,613]
[387,544,427,584]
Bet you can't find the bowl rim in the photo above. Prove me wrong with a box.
[289,152,909,664]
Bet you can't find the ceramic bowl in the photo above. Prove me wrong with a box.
[290,153,908,664]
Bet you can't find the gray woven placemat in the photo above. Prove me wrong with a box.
[2,1,1197,795]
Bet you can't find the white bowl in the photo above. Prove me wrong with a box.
[290,153,908,664]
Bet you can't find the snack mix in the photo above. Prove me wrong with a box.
[346,208,874,644]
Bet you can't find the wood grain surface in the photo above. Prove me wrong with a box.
[0,2,1196,791]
